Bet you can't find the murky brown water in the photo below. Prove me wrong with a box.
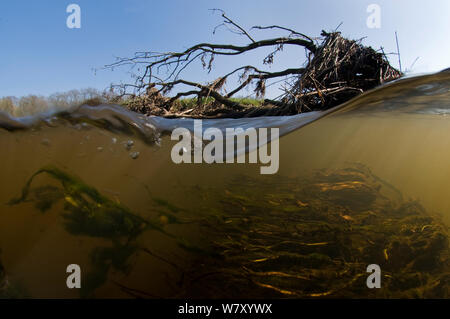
[1,71,450,298]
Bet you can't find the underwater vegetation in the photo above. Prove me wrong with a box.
[5,164,450,298]
[7,166,209,298]
[9,167,159,240]
[183,163,450,298]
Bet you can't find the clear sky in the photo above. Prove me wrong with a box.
[1,0,449,98]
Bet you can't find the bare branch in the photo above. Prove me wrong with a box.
[251,25,314,43]
[210,9,256,43]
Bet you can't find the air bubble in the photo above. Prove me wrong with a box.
[129,151,140,159]
[125,140,134,150]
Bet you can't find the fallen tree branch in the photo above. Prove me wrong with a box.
[105,11,401,118]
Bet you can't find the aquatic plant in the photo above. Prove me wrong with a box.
[8,164,450,298]
[180,164,450,298]
[8,166,205,297]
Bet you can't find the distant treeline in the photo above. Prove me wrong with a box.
[0,88,119,117]
[0,87,259,118]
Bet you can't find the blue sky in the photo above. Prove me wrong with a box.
[0,0,449,98]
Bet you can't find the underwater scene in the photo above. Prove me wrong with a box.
[1,71,450,298]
